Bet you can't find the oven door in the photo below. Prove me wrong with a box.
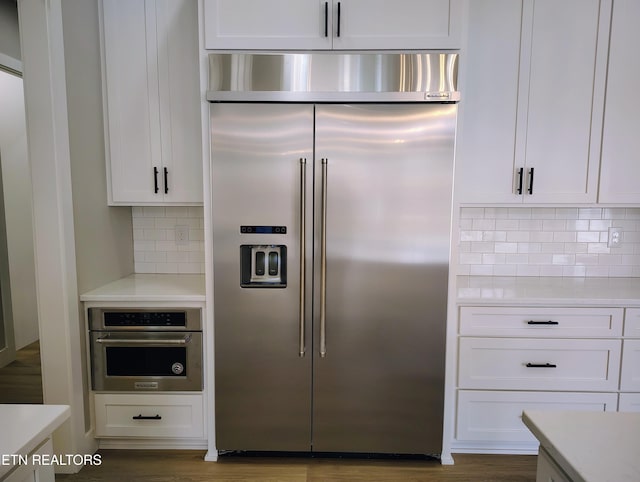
[90,331,202,391]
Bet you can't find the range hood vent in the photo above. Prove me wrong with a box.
[207,52,459,103]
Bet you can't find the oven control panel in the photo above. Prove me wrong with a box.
[104,311,186,327]
[89,308,202,331]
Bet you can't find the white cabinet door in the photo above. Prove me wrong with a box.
[458,337,621,391]
[522,0,605,204]
[456,390,617,444]
[621,339,640,391]
[453,0,523,203]
[203,0,331,50]
[619,393,640,412]
[94,393,205,438]
[101,0,202,205]
[156,0,203,204]
[203,0,462,50]
[459,306,624,338]
[624,308,640,337]
[598,0,640,204]
[455,0,609,204]
[102,0,157,204]
[333,0,462,50]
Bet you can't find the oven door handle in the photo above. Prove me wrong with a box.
[95,334,192,345]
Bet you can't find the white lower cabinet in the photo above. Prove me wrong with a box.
[456,391,617,444]
[454,305,624,454]
[536,446,571,482]
[619,393,640,412]
[3,438,55,482]
[94,393,204,439]
[459,338,621,392]
[620,309,640,410]
[620,339,640,391]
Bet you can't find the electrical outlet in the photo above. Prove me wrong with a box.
[175,225,189,245]
[607,227,622,248]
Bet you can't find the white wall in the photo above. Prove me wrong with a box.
[60,0,134,293]
[60,0,134,434]
[0,71,39,349]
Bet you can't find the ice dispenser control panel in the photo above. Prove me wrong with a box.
[240,245,287,288]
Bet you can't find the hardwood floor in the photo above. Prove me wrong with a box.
[0,340,43,404]
[57,451,537,481]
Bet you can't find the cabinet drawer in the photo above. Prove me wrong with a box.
[619,393,640,412]
[621,339,640,391]
[94,393,204,439]
[624,309,640,337]
[459,307,623,337]
[456,390,617,443]
[459,338,621,391]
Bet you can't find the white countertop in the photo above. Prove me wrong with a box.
[457,276,640,306]
[0,404,70,478]
[522,410,640,482]
[80,273,205,302]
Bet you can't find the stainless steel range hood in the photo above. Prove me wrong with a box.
[206,52,459,103]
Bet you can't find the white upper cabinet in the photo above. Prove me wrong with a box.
[455,0,610,204]
[101,0,203,205]
[454,0,522,204]
[203,0,331,50]
[598,0,640,204]
[203,0,463,50]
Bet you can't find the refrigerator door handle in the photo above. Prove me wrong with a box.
[299,158,306,357]
[320,158,328,358]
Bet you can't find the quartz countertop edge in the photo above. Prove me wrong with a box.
[80,274,206,302]
[522,410,640,482]
[0,404,70,478]
[457,276,640,306]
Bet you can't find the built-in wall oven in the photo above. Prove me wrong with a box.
[89,308,203,391]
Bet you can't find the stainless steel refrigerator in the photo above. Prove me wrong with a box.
[210,53,458,456]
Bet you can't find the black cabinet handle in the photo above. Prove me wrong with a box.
[164,167,169,194]
[527,320,559,325]
[153,167,159,194]
[324,2,328,37]
[527,167,535,195]
[526,363,557,368]
[337,2,341,37]
[132,414,162,420]
[516,167,524,195]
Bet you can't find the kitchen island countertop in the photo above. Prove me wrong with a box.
[457,276,640,306]
[522,410,640,482]
[80,273,205,302]
[0,404,70,479]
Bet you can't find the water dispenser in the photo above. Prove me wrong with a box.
[240,245,287,288]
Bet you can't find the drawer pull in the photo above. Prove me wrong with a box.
[132,414,162,420]
[526,363,557,368]
[527,320,559,325]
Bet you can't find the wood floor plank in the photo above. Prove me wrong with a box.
[0,340,43,404]
[57,451,537,481]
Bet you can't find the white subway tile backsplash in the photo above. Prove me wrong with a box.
[553,232,577,243]
[555,208,579,219]
[495,242,518,253]
[578,208,603,219]
[458,207,640,278]
[132,206,205,274]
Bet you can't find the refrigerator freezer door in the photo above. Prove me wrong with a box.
[211,103,314,451]
[312,104,456,454]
